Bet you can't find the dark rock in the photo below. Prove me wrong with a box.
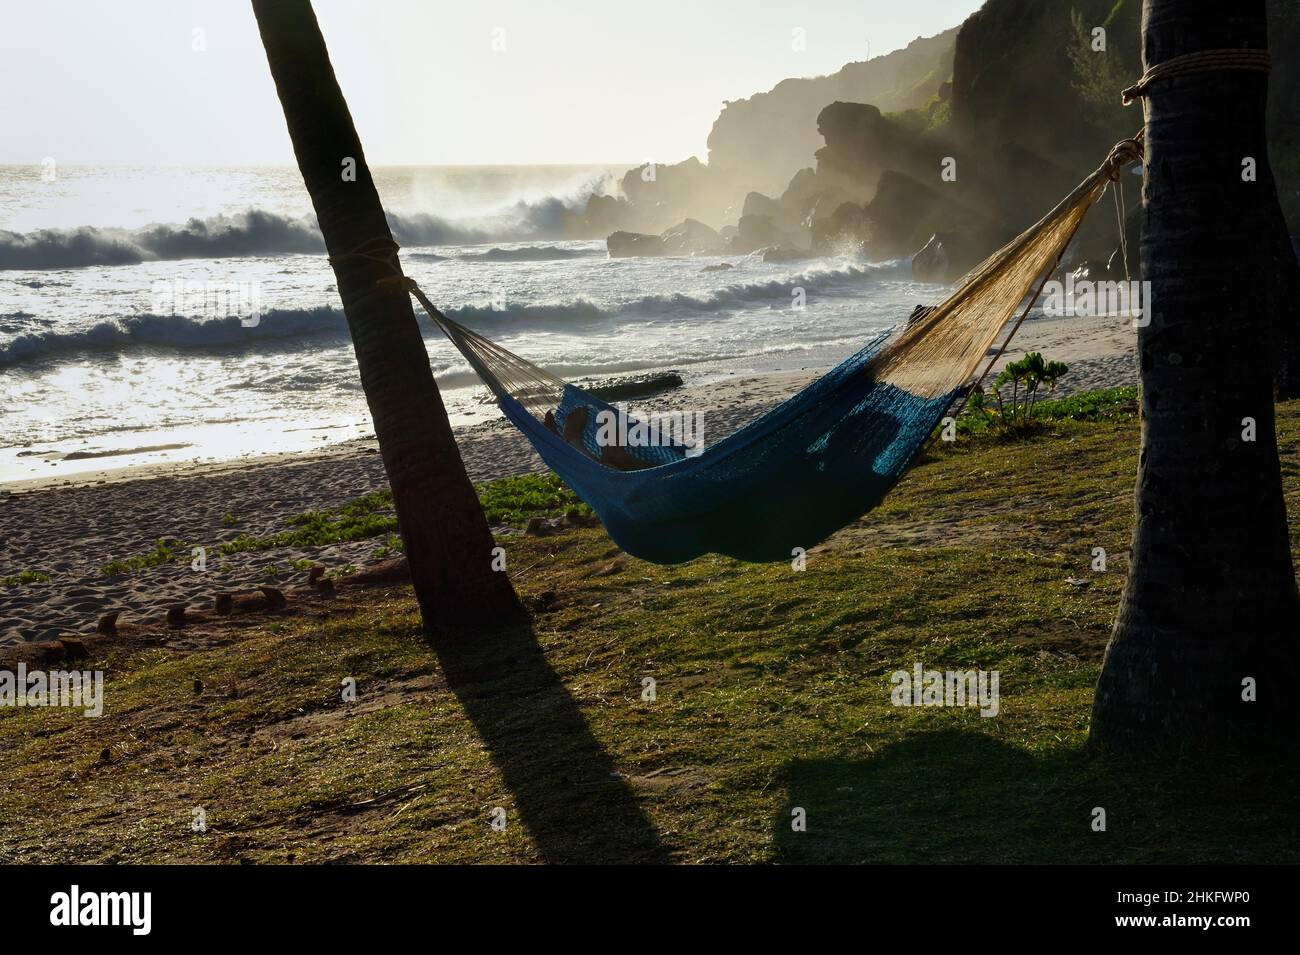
[96,611,119,637]
[213,593,233,615]
[582,193,631,235]
[59,637,89,661]
[166,605,187,629]
[742,191,782,220]
[259,586,286,611]
[348,558,410,585]
[607,231,663,258]
[619,156,730,231]
[912,233,951,282]
[811,201,869,254]
[912,232,977,283]
[858,170,954,260]
[814,102,945,202]
[660,218,725,256]
[804,187,857,228]
[609,219,726,258]
[780,167,821,205]
[586,371,683,402]
[594,556,628,577]
[733,214,781,253]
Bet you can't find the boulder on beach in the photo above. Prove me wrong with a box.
[742,191,782,221]
[762,246,813,263]
[811,201,869,254]
[586,370,684,401]
[780,168,821,210]
[607,231,664,258]
[912,233,953,282]
[607,219,726,258]
[660,218,726,256]
[732,214,781,253]
[858,170,948,259]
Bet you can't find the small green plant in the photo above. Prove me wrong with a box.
[0,569,52,587]
[222,512,239,527]
[477,473,591,526]
[373,532,404,559]
[990,352,1070,429]
[952,384,1136,441]
[100,538,189,576]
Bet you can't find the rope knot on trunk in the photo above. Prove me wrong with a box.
[1104,132,1145,180]
[1121,48,1271,106]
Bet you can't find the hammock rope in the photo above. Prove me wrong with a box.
[1122,48,1271,105]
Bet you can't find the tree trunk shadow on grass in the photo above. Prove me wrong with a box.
[433,622,670,864]
[773,730,1300,864]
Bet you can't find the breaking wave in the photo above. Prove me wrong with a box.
[0,180,613,270]
[0,262,893,366]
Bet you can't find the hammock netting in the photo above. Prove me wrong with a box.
[409,136,1141,564]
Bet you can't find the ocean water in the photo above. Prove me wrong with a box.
[0,164,941,483]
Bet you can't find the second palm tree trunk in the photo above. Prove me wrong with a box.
[1090,0,1300,752]
[252,0,523,632]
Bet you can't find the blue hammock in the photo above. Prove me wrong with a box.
[497,330,957,564]
[402,132,1139,564]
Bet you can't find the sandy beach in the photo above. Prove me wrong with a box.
[0,310,1137,647]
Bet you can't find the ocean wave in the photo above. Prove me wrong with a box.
[0,210,328,270]
[0,181,611,270]
[0,261,890,366]
[621,264,891,315]
[0,307,348,366]
[459,246,594,262]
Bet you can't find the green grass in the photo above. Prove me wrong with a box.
[100,538,190,577]
[97,474,594,572]
[219,492,397,555]
[2,395,1297,863]
[477,473,590,526]
[955,385,1138,437]
[0,569,51,587]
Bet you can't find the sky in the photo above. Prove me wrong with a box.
[0,0,984,167]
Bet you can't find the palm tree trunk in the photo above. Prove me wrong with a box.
[252,0,523,633]
[1090,0,1300,752]
[1269,205,1300,399]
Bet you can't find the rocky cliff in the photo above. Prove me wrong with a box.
[705,28,958,198]
[793,0,1299,274]
[584,0,1300,267]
